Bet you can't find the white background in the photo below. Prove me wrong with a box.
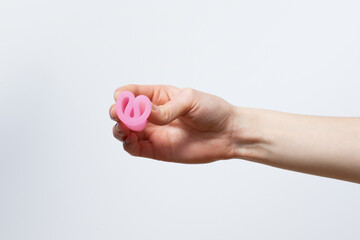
[1,0,360,239]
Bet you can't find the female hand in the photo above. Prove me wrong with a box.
[109,84,238,163]
[110,84,360,183]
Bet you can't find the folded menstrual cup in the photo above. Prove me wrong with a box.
[115,91,152,131]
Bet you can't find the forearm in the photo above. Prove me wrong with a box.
[230,107,360,183]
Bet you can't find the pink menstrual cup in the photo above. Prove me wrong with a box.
[115,91,152,131]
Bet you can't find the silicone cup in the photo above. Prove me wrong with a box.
[115,91,152,132]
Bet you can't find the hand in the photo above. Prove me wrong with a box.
[109,84,237,163]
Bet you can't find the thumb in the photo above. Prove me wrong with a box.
[149,88,195,125]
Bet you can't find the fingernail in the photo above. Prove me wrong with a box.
[125,137,130,144]
[116,123,121,131]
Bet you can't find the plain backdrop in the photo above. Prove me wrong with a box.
[1,0,360,239]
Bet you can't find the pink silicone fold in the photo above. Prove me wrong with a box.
[115,91,152,131]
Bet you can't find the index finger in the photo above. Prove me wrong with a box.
[114,84,155,101]
[113,84,179,104]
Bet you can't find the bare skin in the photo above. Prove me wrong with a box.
[109,84,360,183]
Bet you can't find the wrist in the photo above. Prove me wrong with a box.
[228,106,269,162]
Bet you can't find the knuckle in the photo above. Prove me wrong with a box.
[113,127,119,138]
[113,125,125,141]
[109,107,114,118]
[109,106,116,119]
[159,105,171,124]
[180,88,196,109]
[113,88,120,99]
[181,87,195,98]
[123,144,137,156]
